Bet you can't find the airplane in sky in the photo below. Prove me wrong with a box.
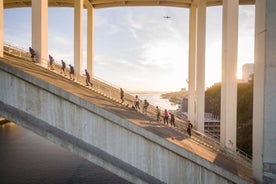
[163,16,171,19]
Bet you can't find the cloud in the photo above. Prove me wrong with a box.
[93,7,190,91]
[95,9,123,36]
[4,5,255,91]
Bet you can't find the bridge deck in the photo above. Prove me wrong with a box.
[0,56,253,183]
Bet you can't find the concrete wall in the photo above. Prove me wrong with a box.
[0,61,249,184]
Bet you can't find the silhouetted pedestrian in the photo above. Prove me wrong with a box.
[68,64,75,80]
[61,59,66,75]
[143,99,149,114]
[187,121,193,137]
[170,113,176,127]
[120,88,124,103]
[48,54,55,70]
[163,109,169,124]
[85,69,93,86]
[134,95,140,111]
[29,47,36,63]
[156,106,161,121]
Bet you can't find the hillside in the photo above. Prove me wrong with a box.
[205,80,253,155]
[161,81,253,156]
[161,89,188,104]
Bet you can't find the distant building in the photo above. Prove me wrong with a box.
[184,99,220,139]
[204,116,220,140]
[181,98,188,112]
[242,63,254,82]
[181,88,187,92]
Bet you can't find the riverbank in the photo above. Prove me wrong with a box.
[129,92,179,111]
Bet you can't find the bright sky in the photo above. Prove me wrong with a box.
[4,5,255,92]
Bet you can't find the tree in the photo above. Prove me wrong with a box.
[205,78,253,156]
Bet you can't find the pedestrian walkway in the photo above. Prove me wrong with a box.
[0,54,253,183]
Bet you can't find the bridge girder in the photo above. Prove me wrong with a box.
[3,0,255,9]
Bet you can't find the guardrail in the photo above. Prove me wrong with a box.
[2,42,252,169]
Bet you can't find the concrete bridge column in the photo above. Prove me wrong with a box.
[74,0,83,75]
[253,0,276,183]
[196,0,206,132]
[87,6,94,77]
[0,0,3,58]
[188,4,197,125]
[32,0,48,66]
[220,0,238,149]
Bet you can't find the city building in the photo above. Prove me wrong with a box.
[242,63,254,82]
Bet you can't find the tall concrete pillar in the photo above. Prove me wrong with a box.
[87,6,94,77]
[32,0,48,66]
[188,4,197,125]
[220,0,238,149]
[253,0,276,183]
[196,0,206,132]
[0,0,3,58]
[74,0,83,75]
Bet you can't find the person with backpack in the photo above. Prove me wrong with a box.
[48,54,55,70]
[143,99,149,114]
[68,64,75,80]
[85,69,93,87]
[120,88,124,103]
[134,95,140,112]
[156,106,161,121]
[61,60,66,76]
[170,113,176,127]
[163,109,169,125]
[29,47,36,63]
[187,120,193,137]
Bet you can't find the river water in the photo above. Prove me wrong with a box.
[131,92,179,111]
[0,93,176,184]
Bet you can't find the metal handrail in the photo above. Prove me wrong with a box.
[3,43,252,169]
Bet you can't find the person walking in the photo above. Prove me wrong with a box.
[163,109,169,125]
[187,120,193,137]
[170,113,176,127]
[48,54,55,70]
[120,88,124,103]
[29,47,36,63]
[61,59,66,76]
[156,106,161,121]
[143,99,149,115]
[68,64,75,80]
[85,69,93,87]
[134,95,140,112]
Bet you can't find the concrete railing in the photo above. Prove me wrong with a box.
[3,42,252,169]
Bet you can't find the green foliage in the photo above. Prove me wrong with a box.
[205,83,221,117]
[162,80,254,155]
[205,79,253,155]
[237,82,253,124]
